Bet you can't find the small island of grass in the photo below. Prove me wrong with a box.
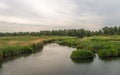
[71,50,95,59]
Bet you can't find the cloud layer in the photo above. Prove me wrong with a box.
[0,0,120,32]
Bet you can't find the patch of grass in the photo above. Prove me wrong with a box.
[57,35,120,59]
[55,38,80,48]
[98,49,118,58]
[31,42,43,50]
[71,50,95,59]
[1,46,34,57]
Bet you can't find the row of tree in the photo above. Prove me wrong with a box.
[0,26,120,38]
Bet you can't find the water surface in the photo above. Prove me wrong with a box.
[0,43,120,75]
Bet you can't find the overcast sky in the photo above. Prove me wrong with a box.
[0,0,120,32]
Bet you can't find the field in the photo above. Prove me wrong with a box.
[0,36,55,47]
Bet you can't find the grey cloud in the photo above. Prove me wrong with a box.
[0,0,43,19]
[0,0,120,32]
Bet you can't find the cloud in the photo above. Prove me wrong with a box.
[0,0,120,32]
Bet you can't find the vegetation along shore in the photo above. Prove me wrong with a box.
[0,26,120,61]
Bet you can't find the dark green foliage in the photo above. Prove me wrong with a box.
[0,26,120,37]
[36,26,120,36]
[102,26,118,35]
[71,50,95,59]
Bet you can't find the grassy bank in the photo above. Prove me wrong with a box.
[55,35,120,59]
[0,35,120,60]
[0,36,73,61]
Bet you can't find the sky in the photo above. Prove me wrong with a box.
[0,0,120,32]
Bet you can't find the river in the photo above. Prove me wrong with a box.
[0,43,120,75]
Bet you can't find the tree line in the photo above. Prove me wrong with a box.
[0,26,120,38]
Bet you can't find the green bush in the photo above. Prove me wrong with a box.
[71,50,95,59]
[98,49,118,58]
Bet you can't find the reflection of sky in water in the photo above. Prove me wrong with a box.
[0,43,120,75]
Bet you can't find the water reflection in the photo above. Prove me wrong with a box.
[1,43,120,75]
[71,58,93,64]
[2,53,31,63]
[0,43,76,75]
[99,56,120,62]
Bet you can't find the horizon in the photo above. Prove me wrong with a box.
[0,0,120,32]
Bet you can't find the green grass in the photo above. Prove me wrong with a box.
[56,35,120,59]
[0,36,75,60]
[71,50,95,59]
[98,49,118,58]
[1,46,34,57]
[0,35,120,60]
[55,37,80,48]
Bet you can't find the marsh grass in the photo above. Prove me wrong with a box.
[55,38,80,48]
[56,35,120,59]
[0,46,33,57]
[0,36,73,60]
[71,50,95,59]
[98,49,118,58]
[0,35,120,60]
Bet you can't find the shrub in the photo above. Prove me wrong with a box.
[98,49,118,58]
[71,50,95,59]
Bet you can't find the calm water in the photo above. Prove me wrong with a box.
[0,43,120,75]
